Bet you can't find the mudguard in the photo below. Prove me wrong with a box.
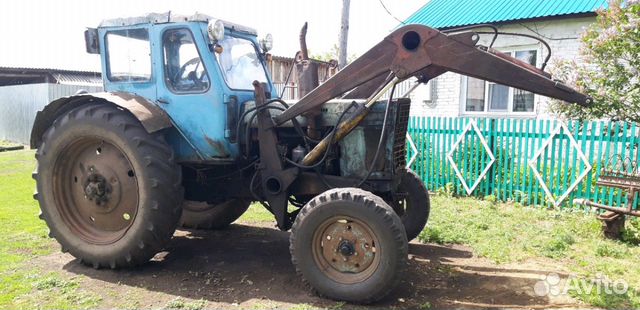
[30,92,172,148]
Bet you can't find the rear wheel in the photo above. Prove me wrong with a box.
[179,199,250,229]
[290,188,407,303]
[388,169,430,241]
[33,103,183,268]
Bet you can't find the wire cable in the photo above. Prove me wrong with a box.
[280,51,301,99]
[378,0,405,25]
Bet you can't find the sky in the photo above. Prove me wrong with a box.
[0,0,426,72]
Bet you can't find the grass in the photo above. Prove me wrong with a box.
[420,195,640,309]
[240,203,276,223]
[164,297,207,310]
[0,150,101,309]
[0,140,22,148]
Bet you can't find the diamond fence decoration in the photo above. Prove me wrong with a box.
[406,133,418,168]
[528,121,592,207]
[446,119,495,195]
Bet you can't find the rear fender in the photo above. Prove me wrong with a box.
[30,92,172,148]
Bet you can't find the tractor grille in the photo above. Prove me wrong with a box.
[392,99,411,170]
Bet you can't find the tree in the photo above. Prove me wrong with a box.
[549,0,640,123]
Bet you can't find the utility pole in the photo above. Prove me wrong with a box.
[338,0,350,69]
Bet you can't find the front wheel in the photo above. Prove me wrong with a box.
[290,188,408,303]
[33,103,183,268]
[388,169,430,241]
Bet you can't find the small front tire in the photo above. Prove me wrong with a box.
[290,188,408,303]
[388,169,430,241]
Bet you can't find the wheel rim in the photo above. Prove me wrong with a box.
[312,216,380,284]
[52,137,139,244]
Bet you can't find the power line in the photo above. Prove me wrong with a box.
[378,0,405,25]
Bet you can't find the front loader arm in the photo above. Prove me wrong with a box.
[274,24,590,126]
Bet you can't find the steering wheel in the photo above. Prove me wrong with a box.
[174,57,205,90]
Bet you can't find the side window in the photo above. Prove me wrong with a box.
[106,29,151,82]
[163,29,209,93]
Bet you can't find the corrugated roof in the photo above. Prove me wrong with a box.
[0,66,100,75]
[50,72,102,86]
[0,67,102,87]
[404,0,608,29]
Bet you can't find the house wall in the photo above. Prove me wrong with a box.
[409,16,596,118]
[0,83,102,145]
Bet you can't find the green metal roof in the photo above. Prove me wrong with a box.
[404,0,608,29]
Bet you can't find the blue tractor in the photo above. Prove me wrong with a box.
[31,13,589,302]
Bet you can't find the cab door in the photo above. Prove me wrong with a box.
[153,25,233,161]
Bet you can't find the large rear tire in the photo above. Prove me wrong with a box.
[179,199,250,229]
[33,103,183,268]
[388,169,430,241]
[290,188,408,303]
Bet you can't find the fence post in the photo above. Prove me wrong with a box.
[486,118,497,197]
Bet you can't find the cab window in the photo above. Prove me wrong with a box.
[106,28,151,82]
[163,29,209,93]
[216,37,268,90]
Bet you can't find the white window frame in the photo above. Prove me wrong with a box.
[459,45,541,117]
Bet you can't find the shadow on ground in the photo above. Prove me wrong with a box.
[57,224,567,309]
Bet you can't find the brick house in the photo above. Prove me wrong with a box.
[404,0,608,118]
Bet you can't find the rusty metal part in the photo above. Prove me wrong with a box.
[299,22,309,61]
[484,46,550,78]
[296,61,319,97]
[401,80,423,98]
[204,135,230,158]
[296,22,321,139]
[572,154,640,217]
[52,137,138,244]
[274,24,590,126]
[312,216,380,284]
[31,92,172,148]
[597,211,626,239]
[253,81,299,230]
[301,76,398,166]
[574,199,640,217]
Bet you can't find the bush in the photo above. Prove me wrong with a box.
[549,0,640,124]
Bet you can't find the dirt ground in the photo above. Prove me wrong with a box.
[32,222,584,309]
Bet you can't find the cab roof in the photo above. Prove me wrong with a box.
[98,12,257,35]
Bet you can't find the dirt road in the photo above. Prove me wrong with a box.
[33,222,581,309]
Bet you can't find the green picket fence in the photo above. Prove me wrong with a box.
[407,117,640,210]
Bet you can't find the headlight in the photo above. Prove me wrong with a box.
[208,20,225,42]
[260,33,273,52]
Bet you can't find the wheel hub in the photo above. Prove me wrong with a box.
[84,170,112,205]
[312,216,380,284]
[338,240,355,257]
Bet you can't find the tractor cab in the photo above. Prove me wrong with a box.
[85,13,275,161]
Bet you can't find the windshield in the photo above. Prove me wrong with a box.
[216,37,268,90]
